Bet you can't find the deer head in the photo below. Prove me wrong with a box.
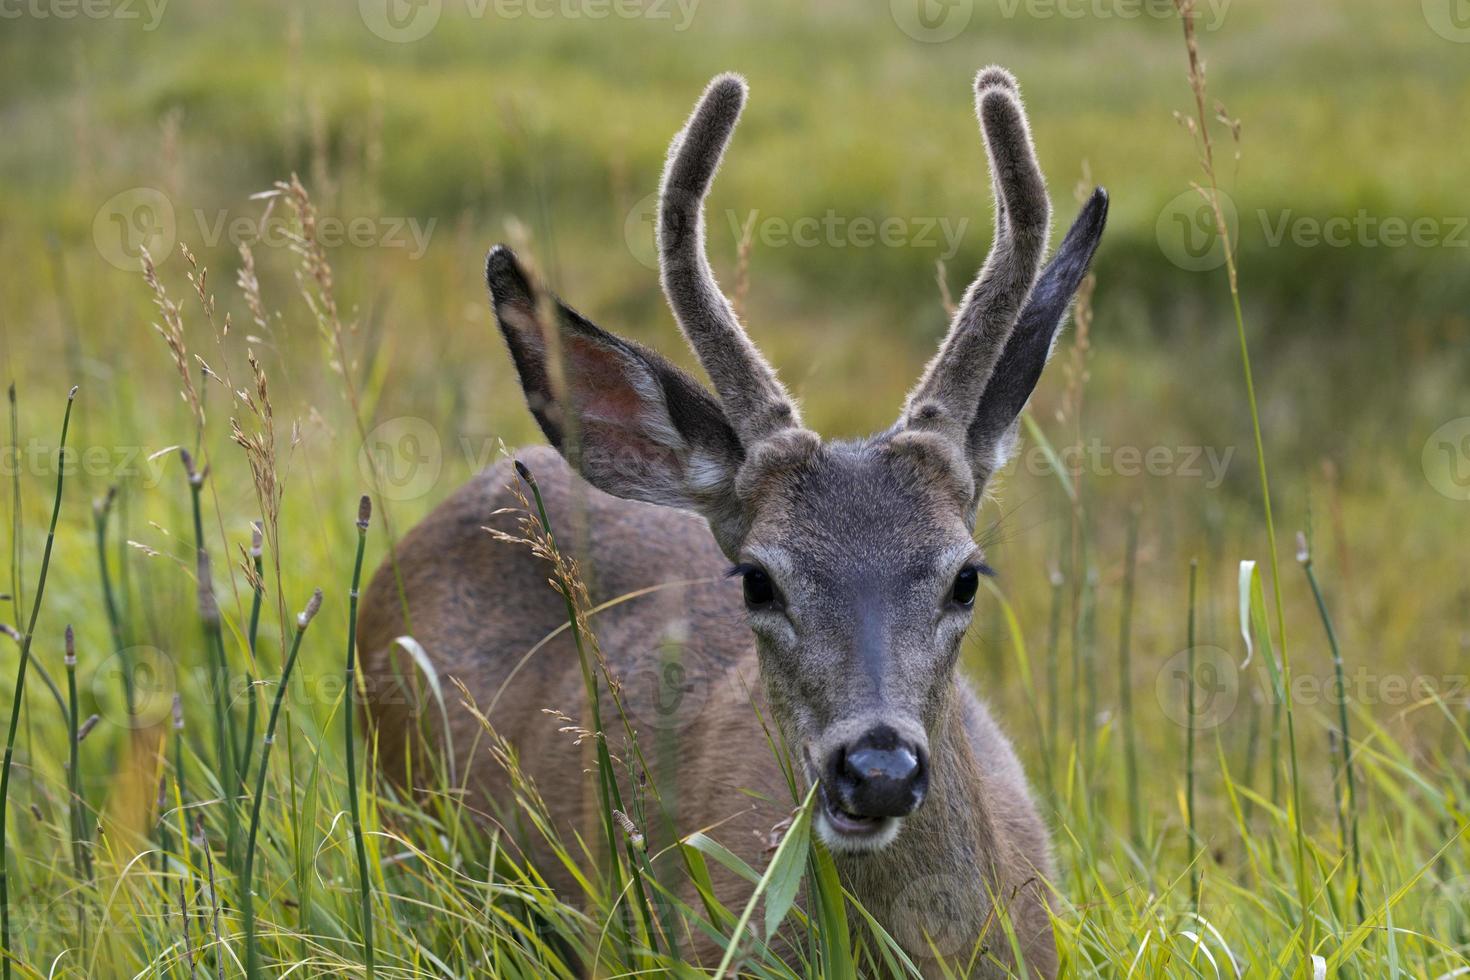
[487,68,1107,853]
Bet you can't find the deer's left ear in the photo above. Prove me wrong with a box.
[486,246,749,549]
[967,188,1109,481]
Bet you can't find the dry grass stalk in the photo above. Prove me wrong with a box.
[230,347,297,646]
[275,174,354,382]
[182,244,239,403]
[483,476,615,694]
[935,259,957,319]
[236,241,273,343]
[1171,0,1243,293]
[731,212,756,323]
[266,174,411,593]
[142,247,205,434]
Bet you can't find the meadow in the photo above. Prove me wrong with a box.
[0,0,1468,974]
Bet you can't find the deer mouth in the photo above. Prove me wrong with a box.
[816,784,900,851]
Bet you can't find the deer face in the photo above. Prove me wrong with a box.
[731,433,989,849]
[489,69,1106,853]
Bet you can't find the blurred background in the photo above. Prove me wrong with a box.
[1,0,1468,971]
[4,0,1466,725]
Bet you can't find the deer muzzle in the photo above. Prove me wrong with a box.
[824,724,930,827]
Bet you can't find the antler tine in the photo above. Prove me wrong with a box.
[658,73,801,445]
[904,68,1051,441]
[976,66,1017,242]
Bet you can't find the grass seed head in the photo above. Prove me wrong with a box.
[298,587,324,629]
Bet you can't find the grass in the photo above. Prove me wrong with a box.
[343,495,375,979]
[242,585,320,980]
[1,0,1468,975]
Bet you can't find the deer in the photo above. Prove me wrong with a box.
[357,66,1107,977]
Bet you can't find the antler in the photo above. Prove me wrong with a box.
[902,67,1052,444]
[658,73,801,446]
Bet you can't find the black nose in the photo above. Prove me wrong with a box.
[829,725,928,818]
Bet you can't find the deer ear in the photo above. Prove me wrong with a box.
[966,188,1108,478]
[487,246,748,548]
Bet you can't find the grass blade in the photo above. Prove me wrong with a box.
[0,386,76,980]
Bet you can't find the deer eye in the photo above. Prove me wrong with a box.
[951,566,982,607]
[742,568,777,608]
[729,564,781,610]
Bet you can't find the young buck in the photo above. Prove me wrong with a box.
[359,67,1106,976]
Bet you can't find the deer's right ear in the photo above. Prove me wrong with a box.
[966,188,1109,481]
[487,246,748,548]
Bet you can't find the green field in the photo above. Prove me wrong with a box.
[1,0,1468,974]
